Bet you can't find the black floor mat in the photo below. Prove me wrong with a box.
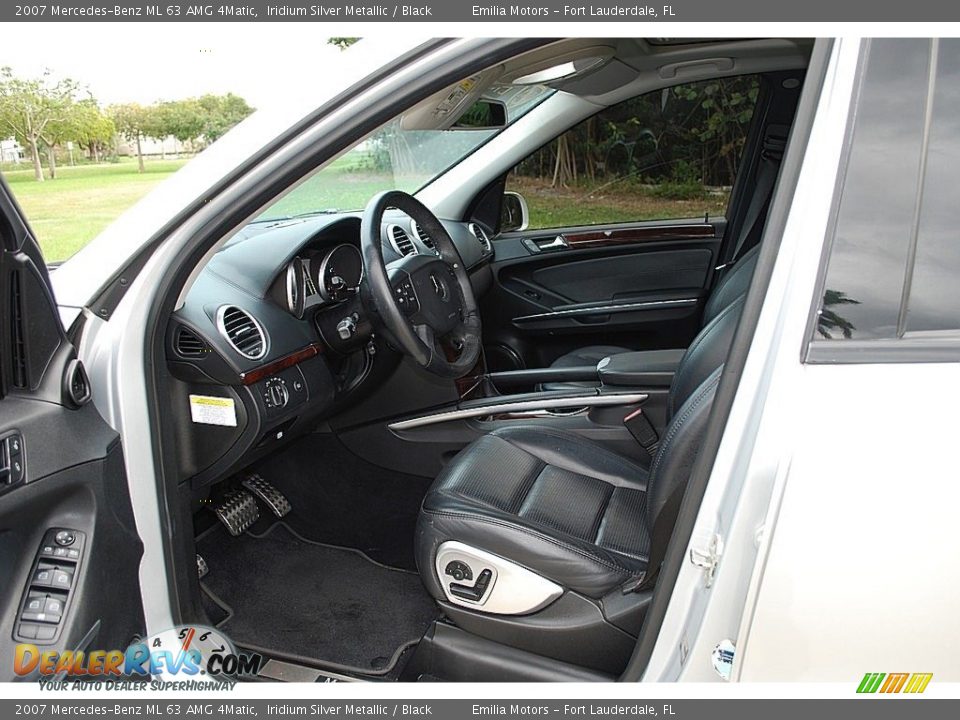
[197,522,438,676]
[249,432,434,570]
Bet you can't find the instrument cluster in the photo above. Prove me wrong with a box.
[283,243,363,318]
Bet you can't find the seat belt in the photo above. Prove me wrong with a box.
[715,125,787,276]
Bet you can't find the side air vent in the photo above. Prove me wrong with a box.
[9,271,27,389]
[65,359,91,407]
[468,223,493,254]
[411,220,437,253]
[388,225,417,257]
[174,326,210,358]
[217,306,267,360]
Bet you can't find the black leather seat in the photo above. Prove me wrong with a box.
[416,291,746,605]
[541,245,760,391]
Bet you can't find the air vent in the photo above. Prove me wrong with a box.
[9,271,26,389]
[174,326,209,358]
[388,225,417,257]
[468,223,493,254]
[411,221,437,253]
[65,359,91,407]
[217,306,267,360]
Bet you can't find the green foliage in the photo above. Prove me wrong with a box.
[153,99,204,142]
[109,102,152,140]
[514,75,761,191]
[70,98,116,149]
[328,37,360,50]
[0,67,82,178]
[194,93,254,143]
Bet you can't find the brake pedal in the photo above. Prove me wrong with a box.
[241,474,292,518]
[214,489,260,536]
[197,554,209,579]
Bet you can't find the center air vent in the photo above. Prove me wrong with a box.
[468,223,493,254]
[174,326,210,358]
[388,225,417,257]
[411,220,437,253]
[217,306,267,360]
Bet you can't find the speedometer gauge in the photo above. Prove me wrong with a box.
[317,244,363,303]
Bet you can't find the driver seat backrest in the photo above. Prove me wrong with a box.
[645,293,744,530]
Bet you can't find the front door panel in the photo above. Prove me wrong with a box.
[0,179,145,679]
[483,219,724,370]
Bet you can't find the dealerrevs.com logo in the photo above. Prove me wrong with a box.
[14,625,262,690]
[857,672,933,694]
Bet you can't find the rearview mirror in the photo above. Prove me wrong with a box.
[500,192,529,232]
[452,100,507,130]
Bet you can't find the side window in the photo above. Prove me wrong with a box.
[813,38,960,348]
[504,75,761,230]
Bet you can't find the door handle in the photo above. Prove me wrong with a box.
[536,235,569,251]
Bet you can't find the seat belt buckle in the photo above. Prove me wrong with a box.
[624,407,659,454]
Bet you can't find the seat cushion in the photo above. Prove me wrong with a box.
[416,426,650,599]
[540,345,630,391]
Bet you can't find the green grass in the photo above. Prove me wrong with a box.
[0,157,730,264]
[2,159,189,262]
[509,176,729,229]
[261,153,429,219]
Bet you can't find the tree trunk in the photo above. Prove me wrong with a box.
[136,134,145,173]
[46,145,57,180]
[551,134,575,189]
[29,140,43,182]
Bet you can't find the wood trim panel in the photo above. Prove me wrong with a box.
[239,343,323,385]
[562,224,716,249]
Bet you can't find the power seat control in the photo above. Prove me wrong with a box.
[15,528,85,645]
[449,568,493,603]
[444,560,473,583]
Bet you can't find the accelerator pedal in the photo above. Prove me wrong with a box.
[241,474,292,518]
[214,489,260,536]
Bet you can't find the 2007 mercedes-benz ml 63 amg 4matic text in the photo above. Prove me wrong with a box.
[1,37,957,683]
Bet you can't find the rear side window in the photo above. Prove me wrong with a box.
[812,39,960,350]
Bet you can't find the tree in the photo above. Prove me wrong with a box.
[71,99,115,163]
[0,67,79,181]
[110,103,154,172]
[153,99,204,154]
[195,93,254,144]
[328,37,360,50]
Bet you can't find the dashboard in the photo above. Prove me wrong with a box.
[165,209,495,486]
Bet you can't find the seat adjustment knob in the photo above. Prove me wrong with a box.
[444,560,472,582]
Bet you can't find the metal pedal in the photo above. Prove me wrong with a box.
[241,474,292,518]
[214,489,260,536]
[197,554,209,579]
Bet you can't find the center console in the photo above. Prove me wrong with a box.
[386,348,684,464]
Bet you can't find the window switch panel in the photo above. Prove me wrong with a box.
[14,528,85,645]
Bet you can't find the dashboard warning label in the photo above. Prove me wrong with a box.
[189,394,238,427]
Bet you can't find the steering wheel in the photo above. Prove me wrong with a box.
[360,191,482,379]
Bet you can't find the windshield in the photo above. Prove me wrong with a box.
[258,83,554,221]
